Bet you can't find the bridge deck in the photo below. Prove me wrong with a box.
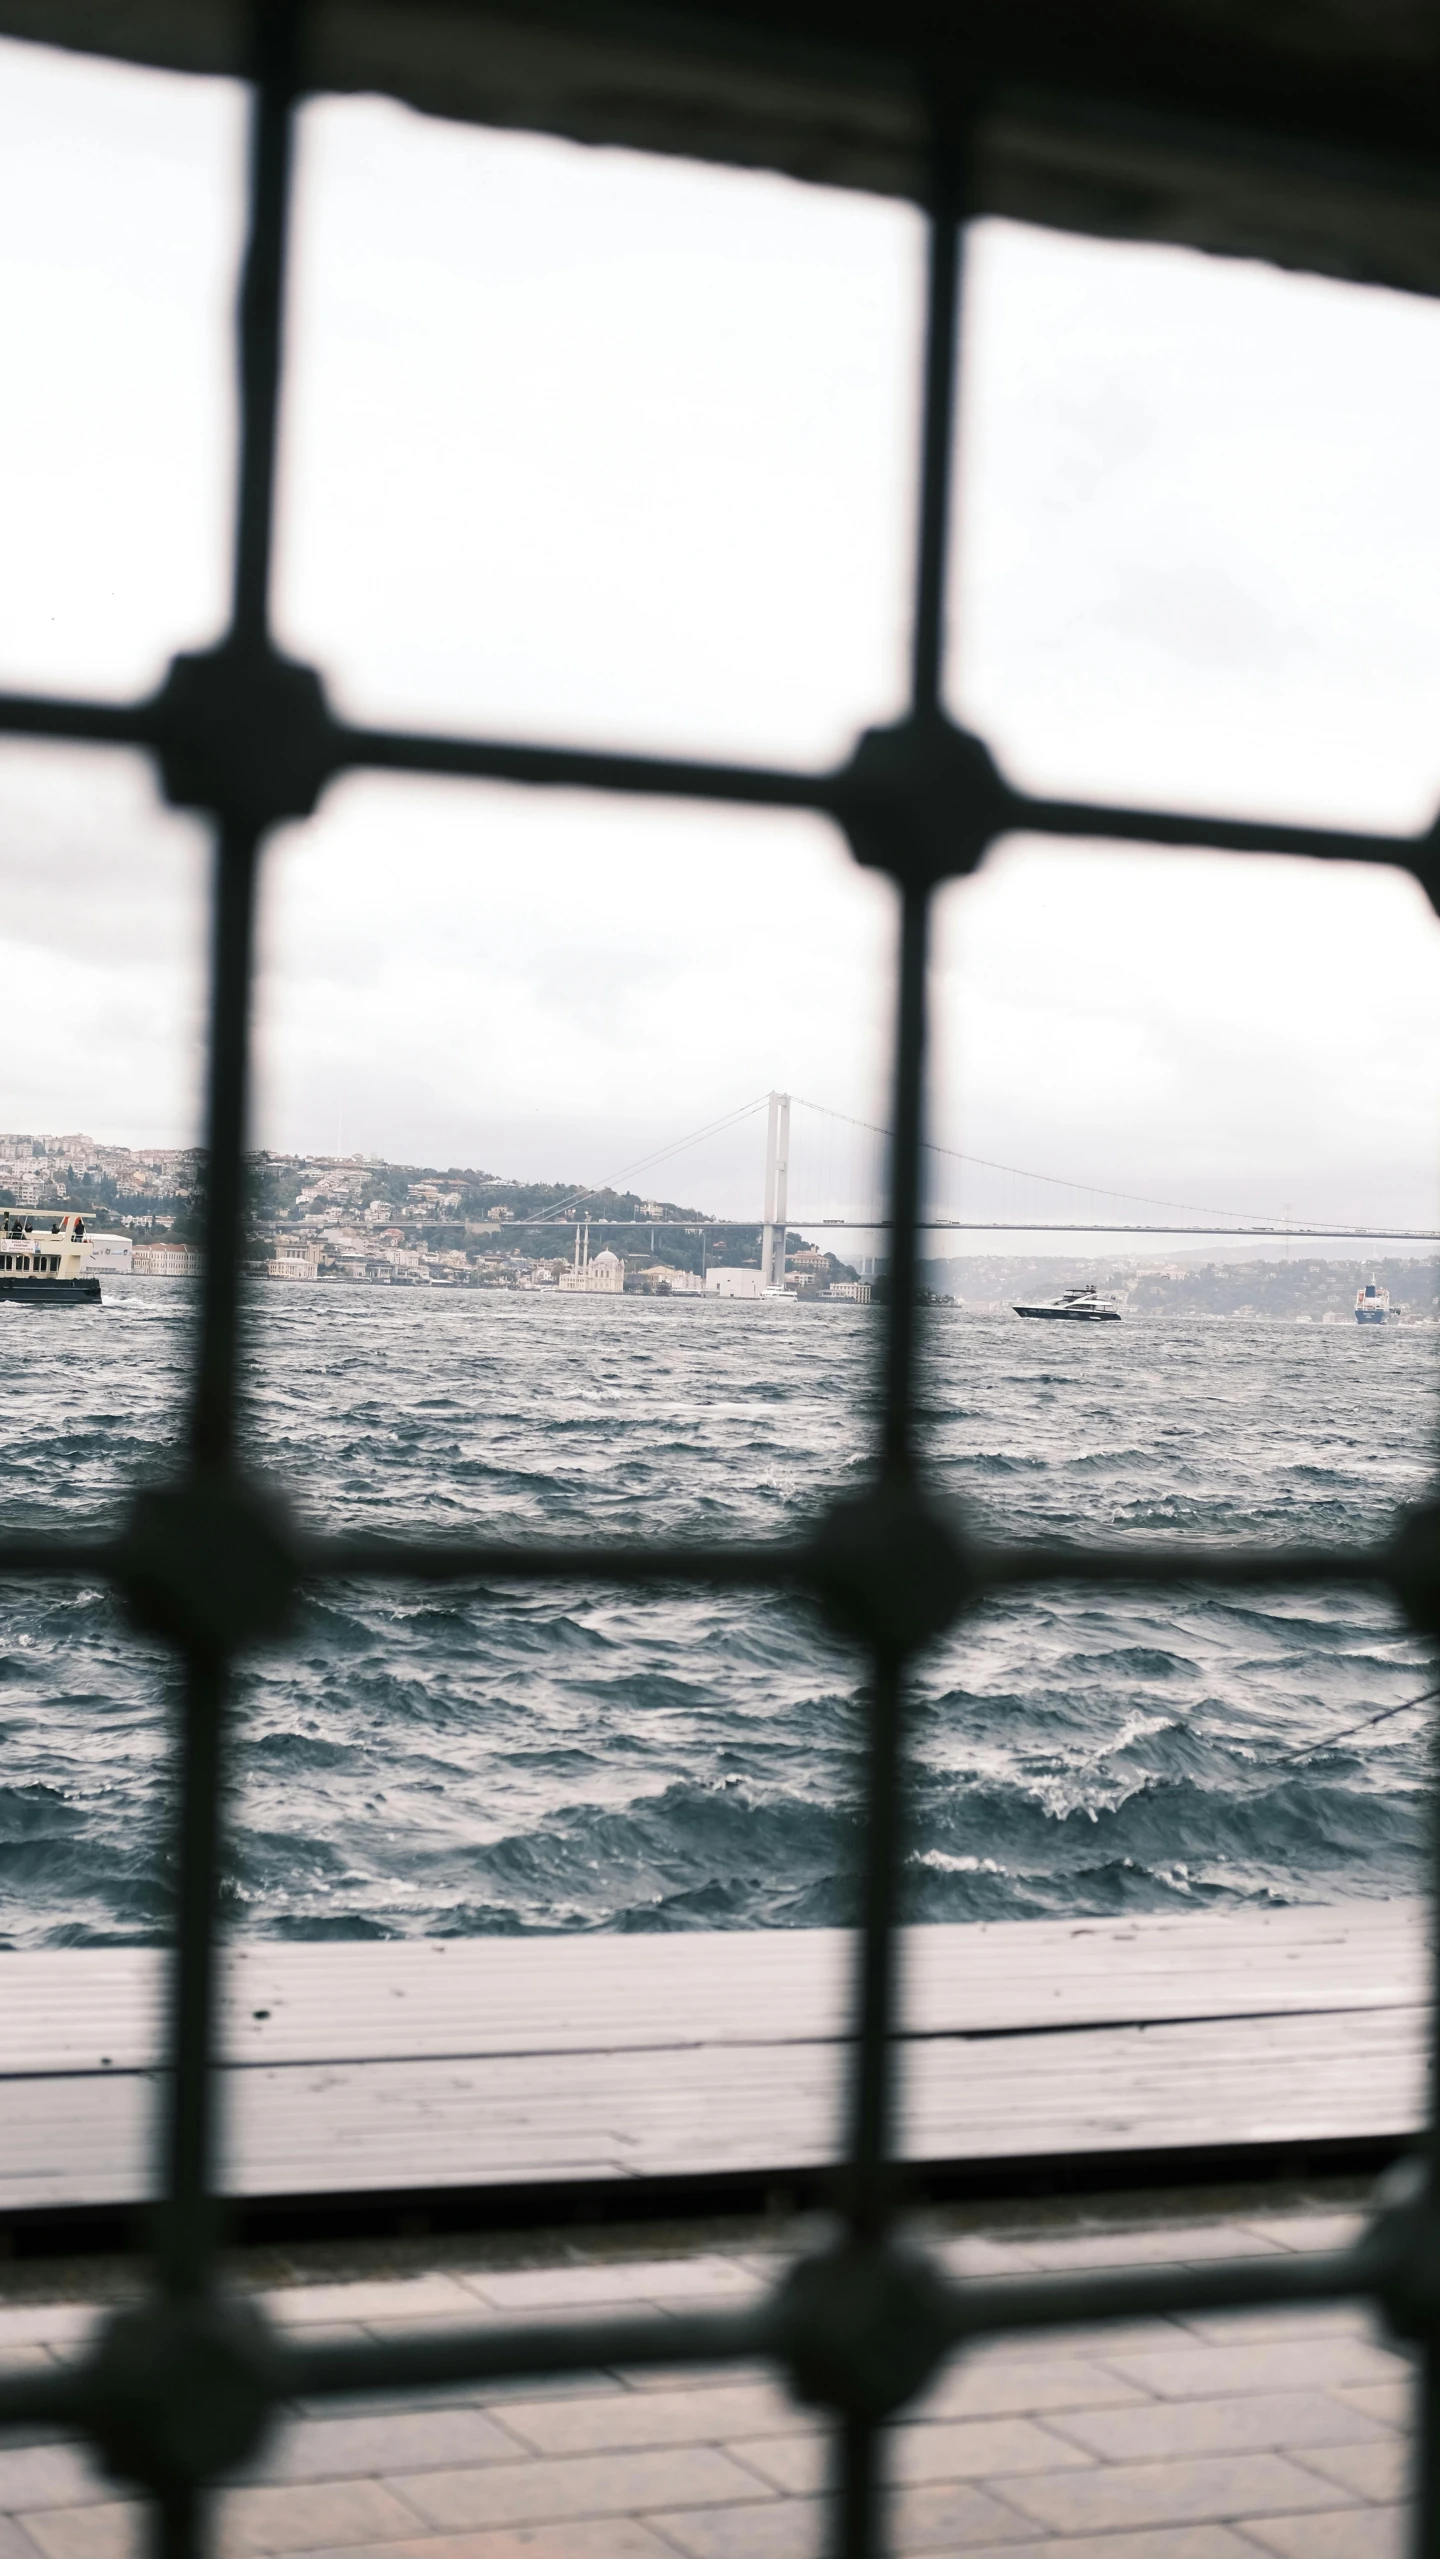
[0,1902,1425,2221]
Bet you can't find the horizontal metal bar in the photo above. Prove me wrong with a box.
[301,1532,1391,1601]
[0,2364,88,2429]
[0,2238,1387,2439]
[299,1533,810,1587]
[0,687,1430,883]
[977,1539,1386,1594]
[0,692,150,749]
[0,1536,118,1577]
[1024,791,1432,873]
[0,1528,1399,1604]
[943,2241,1373,2343]
[341,722,828,813]
[286,2300,779,2398]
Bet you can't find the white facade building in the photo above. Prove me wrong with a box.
[85,1234,133,1273]
[133,1244,202,1276]
[267,1243,321,1281]
[705,1267,768,1298]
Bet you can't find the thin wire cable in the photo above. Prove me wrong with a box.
[1275,1686,1437,1763]
[526,1095,770,1228]
[789,1095,1375,1236]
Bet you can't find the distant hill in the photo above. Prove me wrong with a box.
[921,1255,1440,1322]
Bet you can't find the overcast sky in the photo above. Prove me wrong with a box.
[4,33,1440,1243]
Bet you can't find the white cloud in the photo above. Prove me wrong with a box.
[1,41,1439,1240]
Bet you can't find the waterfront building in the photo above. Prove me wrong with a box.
[266,1243,321,1281]
[132,1244,202,1277]
[827,1280,872,1303]
[633,1265,704,1295]
[705,1267,768,1298]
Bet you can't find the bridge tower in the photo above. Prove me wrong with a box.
[761,1091,790,1290]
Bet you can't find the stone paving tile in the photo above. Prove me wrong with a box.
[918,2357,1149,2422]
[1329,2377,1413,2428]
[270,2325,375,2357]
[262,2410,522,2484]
[990,2451,1341,2536]
[889,2478,1055,2549]
[0,2313,99,2354]
[1099,2337,1405,2400]
[643,2499,826,2559]
[0,2448,114,2513]
[1169,2308,1380,2347]
[18,2482,427,2559]
[977,2535,1262,2559]
[462,2262,759,2315]
[388,2445,772,2532]
[1235,2508,1408,2559]
[1011,2228,1289,2275]
[1236,2217,1367,2255]
[1,2504,130,2559]
[0,2349,62,2381]
[935,2536,1261,2559]
[934,2236,1046,2279]
[981,2323,1194,2365]
[728,2416,1094,2498]
[490,2379,809,2457]
[649,2479,1047,2557]
[1046,2388,1395,2463]
[611,2365,752,2396]
[0,2519,58,2559]
[261,2283,479,2332]
[221,2482,425,2555]
[276,2531,674,2559]
[1289,2436,1410,2502]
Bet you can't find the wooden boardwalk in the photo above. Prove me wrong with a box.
[0,1902,1427,2216]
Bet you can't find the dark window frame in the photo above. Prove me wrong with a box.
[0,8,1437,2557]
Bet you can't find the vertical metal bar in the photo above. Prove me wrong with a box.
[190,819,264,1466]
[150,28,305,2559]
[157,1651,228,2295]
[910,140,965,721]
[152,2485,199,2559]
[880,887,931,1474]
[847,1645,909,2215]
[833,117,969,2559]
[850,107,967,2204]
[232,0,302,652]
[833,2413,882,2559]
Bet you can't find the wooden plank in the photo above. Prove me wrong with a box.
[0,2006,1422,2211]
[0,1903,1424,2074]
[0,1906,1424,2213]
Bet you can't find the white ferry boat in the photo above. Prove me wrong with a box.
[1013,1282,1122,1324]
[1355,1278,1390,1326]
[0,1213,101,1306]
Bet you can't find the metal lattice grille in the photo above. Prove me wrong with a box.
[1,9,1438,2558]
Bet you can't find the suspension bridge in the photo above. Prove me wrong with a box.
[494,1091,1440,1265]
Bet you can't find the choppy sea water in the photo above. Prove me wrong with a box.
[0,1283,1435,1946]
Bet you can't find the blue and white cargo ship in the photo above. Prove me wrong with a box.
[1355,1278,1390,1326]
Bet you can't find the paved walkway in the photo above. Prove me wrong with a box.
[0,2207,1413,2559]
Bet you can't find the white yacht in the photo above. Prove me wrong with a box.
[1013,1282,1122,1323]
[0,1213,101,1306]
